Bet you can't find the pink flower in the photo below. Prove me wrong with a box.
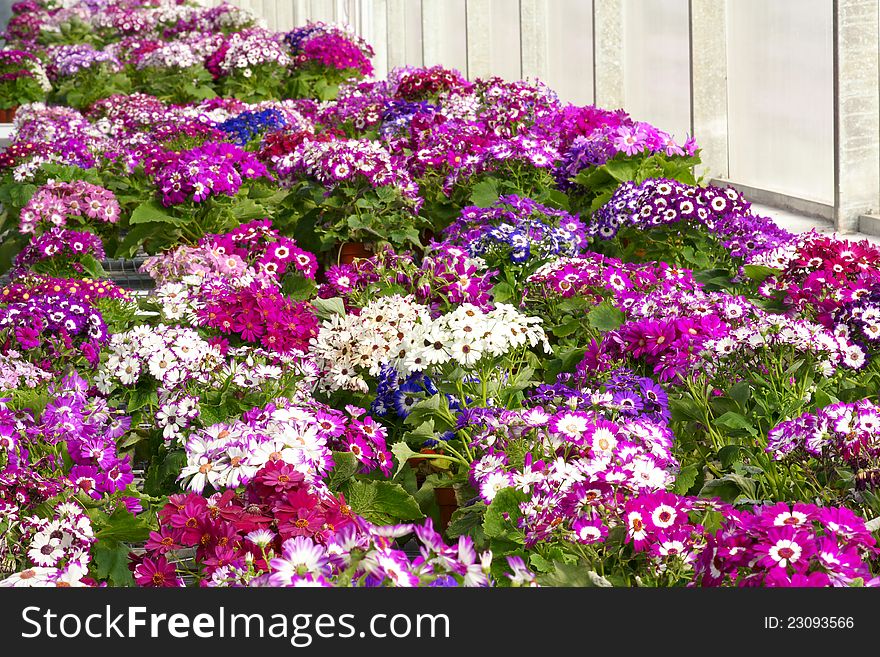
[133,556,182,588]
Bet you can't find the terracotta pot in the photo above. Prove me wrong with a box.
[337,241,372,265]
[0,106,17,123]
[434,487,458,533]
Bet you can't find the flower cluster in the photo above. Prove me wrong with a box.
[555,115,696,188]
[1,274,130,305]
[379,99,438,139]
[465,379,678,546]
[211,29,292,77]
[0,290,108,366]
[48,44,122,78]
[524,253,696,307]
[0,353,54,391]
[443,195,589,265]
[180,399,350,493]
[18,180,121,234]
[834,286,880,349]
[319,243,495,312]
[97,324,221,391]
[0,503,95,587]
[592,178,792,260]
[11,227,104,278]
[310,295,430,393]
[0,48,51,105]
[216,108,287,146]
[394,65,470,101]
[749,232,880,328]
[259,519,492,587]
[284,22,374,77]
[200,279,319,354]
[272,136,421,209]
[206,219,318,281]
[586,280,866,382]
[38,373,134,499]
[768,399,880,488]
[136,476,495,587]
[694,503,877,587]
[394,303,551,375]
[144,141,270,206]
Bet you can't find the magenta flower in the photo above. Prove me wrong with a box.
[133,556,182,588]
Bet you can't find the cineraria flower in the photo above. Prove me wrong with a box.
[284,21,374,77]
[443,195,589,268]
[591,178,790,261]
[271,135,422,212]
[18,180,121,235]
[694,503,876,587]
[393,302,551,376]
[310,294,431,393]
[144,142,270,207]
[768,399,880,492]
[133,555,183,588]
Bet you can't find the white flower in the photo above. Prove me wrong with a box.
[245,529,275,548]
[768,539,803,568]
[28,534,65,567]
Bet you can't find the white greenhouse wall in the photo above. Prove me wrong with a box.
[726,0,835,205]
[622,0,691,142]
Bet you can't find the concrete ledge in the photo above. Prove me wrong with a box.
[709,177,836,223]
[860,214,880,237]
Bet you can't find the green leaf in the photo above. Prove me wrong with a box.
[536,561,610,587]
[700,473,757,503]
[468,178,500,207]
[446,503,487,545]
[728,381,751,408]
[118,432,147,450]
[197,404,226,427]
[483,487,526,543]
[491,281,515,304]
[586,301,626,332]
[328,451,360,491]
[230,197,266,220]
[129,199,182,225]
[391,441,421,478]
[603,157,638,183]
[672,464,699,495]
[79,253,105,278]
[403,394,448,429]
[345,480,423,524]
[402,419,437,442]
[281,274,317,301]
[115,223,160,258]
[94,506,151,543]
[718,445,744,469]
[127,387,158,413]
[143,449,187,496]
[743,264,780,283]
[714,411,756,434]
[0,234,27,274]
[550,317,582,338]
[92,540,135,586]
[529,553,555,573]
[312,296,346,318]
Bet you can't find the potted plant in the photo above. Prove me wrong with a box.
[282,22,374,101]
[119,141,276,257]
[47,44,131,110]
[0,50,51,122]
[206,30,291,103]
[268,134,428,265]
[129,41,217,105]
